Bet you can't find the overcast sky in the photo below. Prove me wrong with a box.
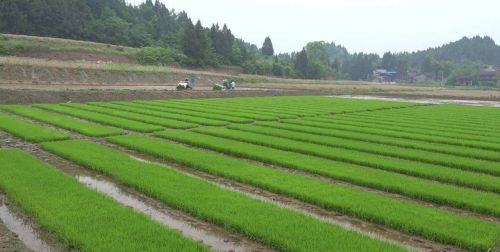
[127,0,499,55]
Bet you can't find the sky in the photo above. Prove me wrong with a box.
[127,0,499,55]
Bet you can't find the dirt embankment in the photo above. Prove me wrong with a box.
[0,63,224,86]
[0,89,339,104]
[14,49,134,63]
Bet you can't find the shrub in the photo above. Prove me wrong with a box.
[136,46,183,66]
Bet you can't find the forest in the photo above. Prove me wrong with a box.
[1,0,499,84]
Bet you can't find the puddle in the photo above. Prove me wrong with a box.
[0,198,57,252]
[334,95,500,107]
[77,176,269,252]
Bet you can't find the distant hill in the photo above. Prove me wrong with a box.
[409,36,500,66]
[0,0,498,84]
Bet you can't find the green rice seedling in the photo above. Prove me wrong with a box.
[41,139,405,252]
[283,119,500,152]
[0,149,209,252]
[137,100,279,121]
[306,116,500,145]
[87,102,228,126]
[162,128,500,215]
[0,111,68,142]
[106,134,500,251]
[255,121,500,162]
[1,105,122,137]
[338,112,500,139]
[34,104,163,132]
[61,103,197,129]
[122,101,254,123]
[227,124,500,179]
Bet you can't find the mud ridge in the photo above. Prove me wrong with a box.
[102,139,468,252]
[0,132,274,252]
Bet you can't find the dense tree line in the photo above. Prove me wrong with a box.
[326,36,500,85]
[0,0,498,83]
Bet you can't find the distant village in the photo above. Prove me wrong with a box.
[373,66,500,86]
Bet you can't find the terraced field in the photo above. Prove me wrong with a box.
[0,96,499,252]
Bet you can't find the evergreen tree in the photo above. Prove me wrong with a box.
[294,49,309,78]
[261,36,274,56]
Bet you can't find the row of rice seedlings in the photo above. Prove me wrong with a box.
[140,100,279,121]
[87,102,228,126]
[169,100,300,119]
[34,104,163,132]
[0,105,123,137]
[0,111,68,142]
[161,128,500,215]
[181,96,413,115]
[105,134,500,251]
[255,121,500,162]
[282,119,500,152]
[345,105,500,132]
[165,97,411,117]
[336,112,500,139]
[0,149,209,252]
[307,115,500,145]
[41,139,405,252]
[226,123,500,176]
[125,101,254,123]
[61,103,197,129]
[167,99,309,117]
[376,105,500,129]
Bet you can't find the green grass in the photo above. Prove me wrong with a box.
[0,105,123,137]
[60,103,198,129]
[41,139,405,252]
[107,134,500,251]
[0,111,68,142]
[34,104,163,132]
[0,148,209,252]
[0,33,138,56]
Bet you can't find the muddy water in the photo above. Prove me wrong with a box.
[77,176,270,252]
[0,197,57,252]
[0,131,273,252]
[335,95,500,107]
[109,142,468,252]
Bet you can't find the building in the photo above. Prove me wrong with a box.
[479,66,499,82]
[373,69,397,83]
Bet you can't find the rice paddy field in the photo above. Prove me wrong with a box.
[0,96,499,252]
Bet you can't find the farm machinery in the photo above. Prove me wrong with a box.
[176,77,197,90]
[213,79,235,91]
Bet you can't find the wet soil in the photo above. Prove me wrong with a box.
[0,132,274,252]
[0,88,312,104]
[0,208,32,252]
[0,197,57,252]
[102,140,469,252]
[0,113,491,252]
